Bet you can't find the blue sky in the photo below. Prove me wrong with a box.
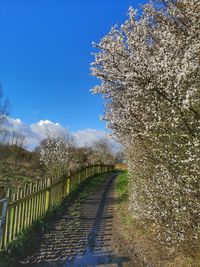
[0,0,146,133]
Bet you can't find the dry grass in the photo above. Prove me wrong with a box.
[0,144,43,190]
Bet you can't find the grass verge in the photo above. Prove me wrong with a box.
[115,171,133,226]
[0,171,113,267]
[115,172,200,267]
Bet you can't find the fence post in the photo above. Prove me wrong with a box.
[0,186,5,246]
[0,187,6,249]
[1,189,10,249]
[63,175,68,198]
[78,168,81,184]
[92,165,94,176]
[79,168,82,182]
[94,165,96,175]
[85,166,88,179]
[91,166,93,176]
[68,178,71,194]
[45,178,51,212]
[0,186,4,219]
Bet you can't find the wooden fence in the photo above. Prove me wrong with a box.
[0,164,113,250]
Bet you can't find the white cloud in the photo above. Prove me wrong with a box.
[3,117,119,151]
[74,129,109,147]
[4,118,68,149]
[30,120,68,141]
[4,118,40,148]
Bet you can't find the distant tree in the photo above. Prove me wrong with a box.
[72,146,93,167]
[0,87,9,139]
[114,150,124,163]
[7,131,27,172]
[10,131,26,148]
[89,138,115,165]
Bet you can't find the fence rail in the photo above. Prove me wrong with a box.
[0,164,113,249]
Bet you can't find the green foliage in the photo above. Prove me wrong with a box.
[116,171,128,203]
[116,171,134,226]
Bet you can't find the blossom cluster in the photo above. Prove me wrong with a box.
[91,0,200,246]
[39,134,77,177]
[39,135,116,178]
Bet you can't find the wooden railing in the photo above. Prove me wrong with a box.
[0,164,113,249]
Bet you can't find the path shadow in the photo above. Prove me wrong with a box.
[16,176,130,267]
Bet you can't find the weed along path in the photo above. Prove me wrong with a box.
[16,173,132,267]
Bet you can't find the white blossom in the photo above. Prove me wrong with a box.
[39,133,77,178]
[91,0,200,247]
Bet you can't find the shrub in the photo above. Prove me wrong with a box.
[91,0,200,247]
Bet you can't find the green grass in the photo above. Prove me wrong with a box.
[115,171,134,225]
[115,173,200,267]
[116,171,128,194]
[0,171,112,267]
[116,171,129,203]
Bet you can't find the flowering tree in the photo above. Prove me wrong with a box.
[39,133,77,178]
[91,0,200,247]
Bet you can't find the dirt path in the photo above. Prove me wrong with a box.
[16,174,132,267]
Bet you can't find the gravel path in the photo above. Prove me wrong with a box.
[16,174,131,267]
